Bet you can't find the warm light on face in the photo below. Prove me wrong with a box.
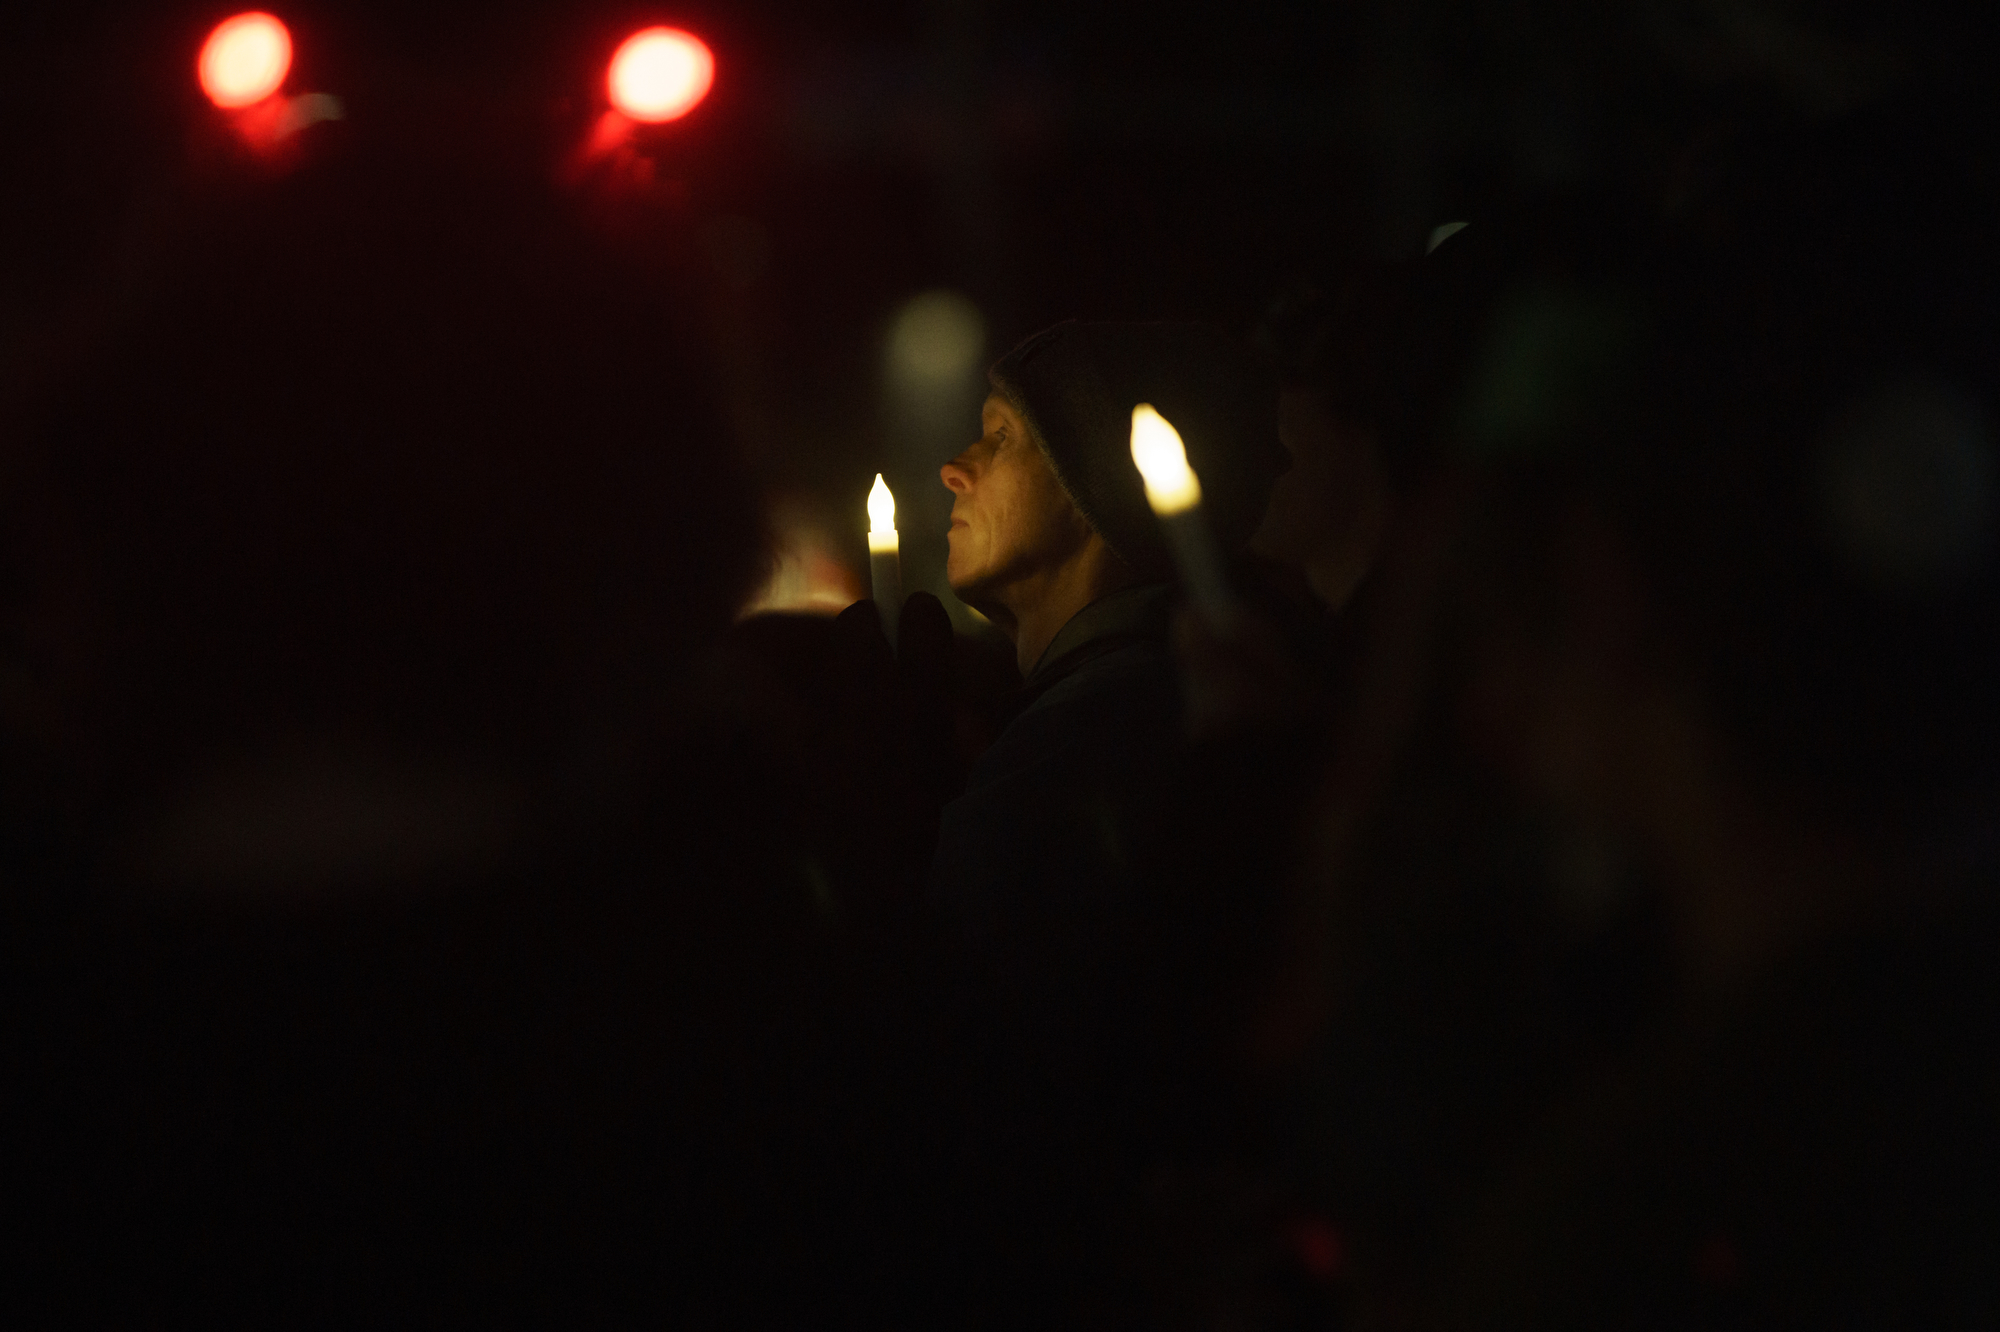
[607,27,715,123]
[199,12,293,109]
[1131,404,1202,515]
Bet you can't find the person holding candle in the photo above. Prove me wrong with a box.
[931,320,1292,929]
[927,319,1294,1319]
[938,321,1286,681]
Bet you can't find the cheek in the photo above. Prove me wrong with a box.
[1005,459,1077,550]
[976,467,1028,543]
[964,445,1085,573]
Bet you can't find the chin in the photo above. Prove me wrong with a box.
[943,540,976,592]
[944,565,979,599]
[944,558,991,606]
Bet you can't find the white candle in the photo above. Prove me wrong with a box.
[867,473,904,647]
[1130,404,1235,631]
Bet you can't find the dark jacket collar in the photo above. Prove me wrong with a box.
[1019,582,1174,702]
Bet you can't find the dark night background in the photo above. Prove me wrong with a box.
[4,0,1997,1324]
[11,0,1982,584]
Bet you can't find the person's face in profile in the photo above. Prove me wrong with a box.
[940,392,1092,604]
[1252,385,1393,609]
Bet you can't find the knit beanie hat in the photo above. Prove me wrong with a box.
[986,320,1285,581]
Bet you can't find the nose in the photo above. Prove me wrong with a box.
[940,454,972,494]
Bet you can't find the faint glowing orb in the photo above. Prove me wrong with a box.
[608,28,714,123]
[886,290,985,390]
[199,12,293,109]
[1818,374,1996,594]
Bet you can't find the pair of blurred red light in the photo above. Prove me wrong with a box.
[197,14,714,122]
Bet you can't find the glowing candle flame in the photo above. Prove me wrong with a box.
[1130,404,1203,516]
[866,474,901,620]
[199,12,293,109]
[868,473,897,536]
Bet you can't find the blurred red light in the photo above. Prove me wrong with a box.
[607,28,714,123]
[199,12,292,109]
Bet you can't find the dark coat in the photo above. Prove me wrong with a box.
[927,584,1195,1317]
[933,582,1181,948]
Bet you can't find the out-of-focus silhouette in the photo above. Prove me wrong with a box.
[1249,102,2000,1327]
[0,106,905,1321]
